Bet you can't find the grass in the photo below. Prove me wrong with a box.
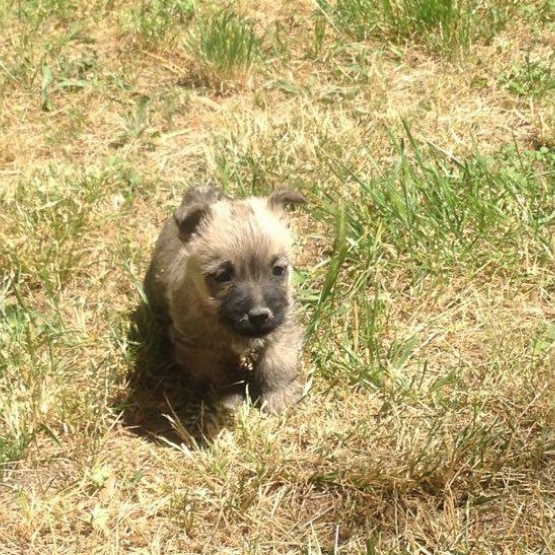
[118,0,196,47]
[2,0,555,553]
[500,50,555,97]
[332,0,509,56]
[185,9,261,90]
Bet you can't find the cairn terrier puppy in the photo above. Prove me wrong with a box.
[145,183,305,413]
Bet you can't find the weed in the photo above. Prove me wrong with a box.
[113,95,159,149]
[500,51,555,97]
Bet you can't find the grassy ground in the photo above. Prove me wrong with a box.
[2,0,555,553]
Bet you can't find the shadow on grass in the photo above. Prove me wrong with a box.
[120,299,235,448]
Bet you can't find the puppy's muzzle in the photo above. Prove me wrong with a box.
[236,306,277,338]
[248,307,272,327]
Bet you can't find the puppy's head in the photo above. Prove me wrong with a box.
[175,189,304,339]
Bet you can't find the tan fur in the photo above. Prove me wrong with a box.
[145,185,305,413]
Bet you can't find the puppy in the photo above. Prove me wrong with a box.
[145,183,305,413]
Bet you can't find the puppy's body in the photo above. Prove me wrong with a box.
[145,184,304,413]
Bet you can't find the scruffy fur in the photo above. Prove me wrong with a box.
[145,184,305,413]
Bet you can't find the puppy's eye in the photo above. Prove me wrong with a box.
[272,264,287,278]
[211,265,234,284]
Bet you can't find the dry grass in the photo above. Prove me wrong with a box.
[2,0,555,553]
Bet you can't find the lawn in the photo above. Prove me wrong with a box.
[2,0,555,553]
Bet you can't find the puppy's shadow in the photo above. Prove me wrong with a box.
[121,300,233,447]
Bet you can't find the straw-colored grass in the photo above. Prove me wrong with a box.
[2,0,555,553]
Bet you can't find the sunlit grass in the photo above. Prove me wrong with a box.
[2,0,555,552]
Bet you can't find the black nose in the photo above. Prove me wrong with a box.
[248,307,272,327]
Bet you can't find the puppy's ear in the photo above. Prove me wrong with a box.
[174,202,210,242]
[267,190,306,212]
[173,183,228,242]
[183,182,230,205]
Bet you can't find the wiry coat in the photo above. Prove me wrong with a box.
[145,184,305,413]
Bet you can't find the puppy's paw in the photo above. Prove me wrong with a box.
[218,388,247,411]
[259,381,303,414]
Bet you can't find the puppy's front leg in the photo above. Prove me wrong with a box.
[254,329,303,413]
[174,339,246,409]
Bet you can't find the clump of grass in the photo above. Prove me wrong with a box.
[184,9,261,90]
[332,0,508,55]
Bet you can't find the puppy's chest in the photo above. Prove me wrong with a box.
[235,341,265,372]
[171,322,265,369]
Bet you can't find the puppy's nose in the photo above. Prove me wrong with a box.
[248,307,272,326]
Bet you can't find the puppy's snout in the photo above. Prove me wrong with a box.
[248,307,272,327]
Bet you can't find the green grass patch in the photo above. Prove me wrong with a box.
[325,139,555,278]
[332,0,508,55]
[184,9,262,90]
